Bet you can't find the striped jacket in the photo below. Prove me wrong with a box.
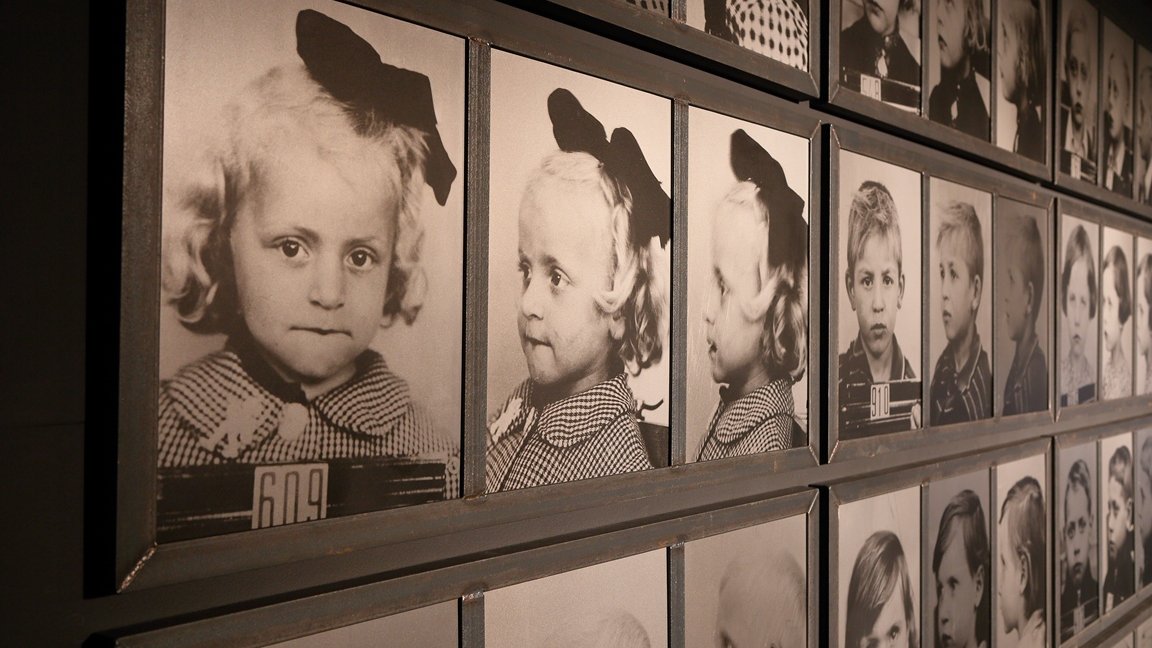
[1002,335,1048,416]
[929,332,992,426]
[695,378,797,462]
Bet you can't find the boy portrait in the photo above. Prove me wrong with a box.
[1101,228,1135,400]
[926,0,990,140]
[928,179,992,426]
[840,0,922,111]
[837,150,923,440]
[1137,49,1152,204]
[687,0,811,71]
[1102,22,1136,198]
[1137,238,1152,395]
[1102,434,1136,613]
[1137,429,1152,588]
[994,199,1049,417]
[1058,0,1099,183]
[1058,447,1099,641]
[995,457,1047,648]
[994,0,1046,162]
[927,472,990,648]
[1059,215,1099,408]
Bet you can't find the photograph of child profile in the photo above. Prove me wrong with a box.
[836,150,923,440]
[156,0,464,542]
[925,471,991,648]
[1101,433,1137,614]
[1058,0,1099,183]
[1058,442,1099,641]
[1059,214,1100,408]
[1137,49,1152,205]
[994,0,1046,162]
[926,0,990,140]
[928,178,993,427]
[1102,21,1136,198]
[994,455,1047,648]
[839,0,922,111]
[1137,238,1152,396]
[687,0,811,71]
[686,107,809,463]
[994,198,1049,418]
[1137,428,1152,589]
[485,51,671,493]
[684,514,808,648]
[1101,228,1135,401]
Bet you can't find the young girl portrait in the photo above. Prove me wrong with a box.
[995,458,1047,648]
[157,0,463,540]
[485,53,671,492]
[995,0,1046,162]
[927,0,991,140]
[1136,239,1152,395]
[1101,229,1134,400]
[1059,216,1099,407]
[687,109,809,463]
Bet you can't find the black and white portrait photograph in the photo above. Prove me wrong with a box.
[1058,0,1099,183]
[1113,634,1136,648]
[839,0,922,111]
[270,600,457,647]
[485,549,667,647]
[156,0,464,542]
[685,514,808,648]
[1142,618,1152,648]
[1136,48,1152,204]
[994,198,1049,418]
[926,0,990,139]
[994,455,1048,648]
[1100,227,1134,401]
[928,178,993,427]
[994,0,1047,162]
[839,485,920,648]
[1059,214,1099,408]
[925,471,991,648]
[1137,427,1152,589]
[836,150,923,439]
[1137,237,1152,396]
[1058,442,1099,642]
[686,107,809,463]
[1102,21,1136,198]
[686,0,810,70]
[485,52,672,493]
[1101,432,1136,613]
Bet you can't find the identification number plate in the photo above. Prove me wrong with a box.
[861,75,882,101]
[251,463,328,529]
[870,383,891,420]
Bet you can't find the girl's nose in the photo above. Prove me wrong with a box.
[309,255,345,309]
[519,275,544,319]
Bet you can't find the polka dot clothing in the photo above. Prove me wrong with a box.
[624,0,669,15]
[724,0,809,70]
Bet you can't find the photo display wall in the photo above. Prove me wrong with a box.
[108,0,1152,645]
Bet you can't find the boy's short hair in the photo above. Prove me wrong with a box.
[1110,444,1134,502]
[846,180,903,279]
[935,200,985,284]
[1063,5,1090,73]
[932,490,991,645]
[999,476,1047,618]
[1010,215,1046,326]
[846,530,919,648]
[1065,457,1094,518]
[164,65,431,333]
[1139,254,1152,331]
[718,548,805,645]
[1103,245,1133,326]
[1002,0,1046,107]
[1061,224,1097,318]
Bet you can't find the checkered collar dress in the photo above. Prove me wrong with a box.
[157,339,458,497]
[485,373,653,493]
[695,378,796,462]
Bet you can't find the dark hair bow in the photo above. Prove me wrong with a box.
[547,88,670,247]
[729,129,806,271]
[296,9,457,206]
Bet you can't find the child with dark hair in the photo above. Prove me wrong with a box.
[846,530,919,648]
[1139,437,1152,587]
[1060,225,1098,406]
[1104,51,1136,196]
[840,0,921,109]
[1060,458,1098,640]
[933,490,990,648]
[928,0,990,139]
[1139,67,1152,203]
[1001,214,1048,416]
[1103,444,1136,611]
[1138,254,1152,393]
[1059,4,1098,182]
[997,476,1046,648]
[998,0,1045,161]
[1101,245,1133,399]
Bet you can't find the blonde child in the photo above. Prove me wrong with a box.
[697,129,807,461]
[930,201,992,425]
[158,11,458,499]
[486,89,668,492]
[997,476,1046,648]
[1101,245,1133,399]
[845,530,919,648]
[1060,225,1097,405]
[716,546,805,648]
[1001,215,1048,416]
[928,0,990,139]
[998,0,1045,161]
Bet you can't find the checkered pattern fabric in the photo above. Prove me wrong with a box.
[1060,353,1096,406]
[1102,352,1133,400]
[485,373,652,493]
[725,0,808,69]
[929,333,992,425]
[1003,336,1048,416]
[158,349,459,498]
[695,378,797,462]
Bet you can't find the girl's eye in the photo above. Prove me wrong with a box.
[549,269,565,288]
[348,249,376,269]
[279,240,302,258]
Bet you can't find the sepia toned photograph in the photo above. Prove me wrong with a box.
[1102,21,1136,198]
[1058,441,1099,642]
[1101,432,1136,614]
[485,52,672,493]
[270,600,457,647]
[686,0,810,70]
[994,198,1049,418]
[1138,427,1152,590]
[994,0,1047,162]
[1101,227,1135,401]
[485,549,667,648]
[995,454,1048,648]
[156,0,464,542]
[928,178,993,427]
[839,485,921,648]
[1143,618,1152,648]
[1137,237,1152,395]
[686,107,810,462]
[836,150,923,440]
[1137,48,1152,204]
[926,0,990,139]
[839,0,922,111]
[1059,214,1099,408]
[925,471,991,648]
[685,514,808,648]
[1058,0,1099,183]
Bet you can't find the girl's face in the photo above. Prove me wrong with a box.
[1101,266,1123,355]
[998,20,1019,100]
[1137,273,1150,356]
[860,584,910,648]
[517,181,620,399]
[1065,258,1093,359]
[997,516,1023,632]
[230,150,395,395]
[937,0,968,71]
[704,203,769,396]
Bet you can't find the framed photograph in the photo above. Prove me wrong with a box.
[1135,47,1152,206]
[993,452,1050,648]
[1141,616,1152,646]
[1058,209,1101,411]
[1057,437,1100,643]
[924,470,992,648]
[1100,20,1136,200]
[1136,237,1152,396]
[925,0,990,140]
[684,0,812,72]
[1101,431,1137,615]
[994,0,1049,163]
[927,177,993,427]
[1057,0,1099,186]
[1101,227,1136,401]
[1138,427,1152,590]
[835,0,922,112]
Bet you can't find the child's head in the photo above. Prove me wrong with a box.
[937,0,988,72]
[936,201,984,345]
[1063,458,1093,586]
[717,548,805,648]
[1102,245,1132,356]
[543,609,651,648]
[1064,6,1092,129]
[863,0,915,38]
[846,530,919,648]
[517,89,667,399]
[932,490,990,648]
[997,476,1045,632]
[1061,225,1097,359]
[1106,52,1133,145]
[1107,445,1134,562]
[164,11,453,394]
[998,0,1044,107]
[845,181,905,363]
[1137,254,1152,358]
[1002,215,1045,343]
[1140,436,1152,547]
[705,130,808,395]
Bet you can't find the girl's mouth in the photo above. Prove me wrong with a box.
[294,326,350,336]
